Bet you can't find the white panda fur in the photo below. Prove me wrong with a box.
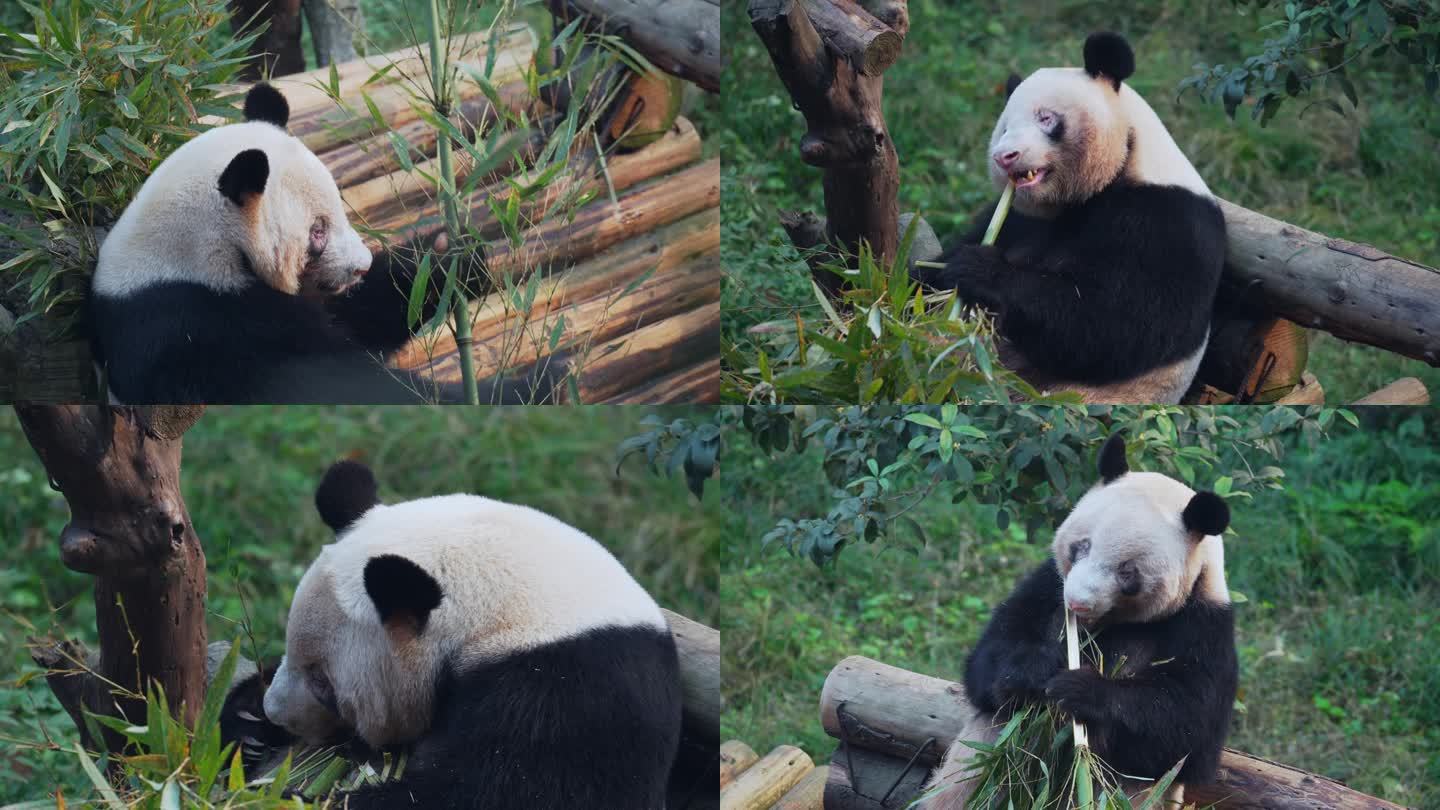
[920,434,1237,808]
[260,460,681,809]
[913,33,1227,404]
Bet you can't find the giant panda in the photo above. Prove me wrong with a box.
[912,33,1225,404]
[256,459,682,808]
[919,433,1237,808]
[89,83,553,404]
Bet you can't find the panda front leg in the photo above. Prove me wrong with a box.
[917,708,1005,809]
[911,243,1011,312]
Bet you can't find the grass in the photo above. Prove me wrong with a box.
[719,0,1440,402]
[0,405,720,804]
[720,408,1440,808]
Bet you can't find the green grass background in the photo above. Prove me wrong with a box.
[721,408,1440,808]
[720,0,1440,402]
[0,406,719,803]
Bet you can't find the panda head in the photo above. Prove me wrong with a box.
[262,460,667,747]
[1052,433,1231,626]
[218,84,373,296]
[987,32,1137,216]
[94,83,372,298]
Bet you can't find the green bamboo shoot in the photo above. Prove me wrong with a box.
[981,181,1015,246]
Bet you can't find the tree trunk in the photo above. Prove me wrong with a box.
[749,0,908,298]
[14,405,208,751]
[303,0,362,67]
[230,0,306,80]
[819,655,1405,810]
[546,0,721,92]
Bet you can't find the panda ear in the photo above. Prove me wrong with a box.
[218,149,268,206]
[1097,433,1128,483]
[1182,491,1230,537]
[315,459,379,532]
[243,82,290,128]
[1083,31,1135,91]
[364,555,443,636]
[1004,73,1023,99]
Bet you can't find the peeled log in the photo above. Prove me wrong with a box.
[664,609,721,743]
[819,655,1404,809]
[721,740,761,789]
[721,745,814,810]
[1353,376,1429,405]
[546,0,720,92]
[772,764,828,809]
[1219,199,1440,367]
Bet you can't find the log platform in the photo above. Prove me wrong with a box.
[819,655,1406,809]
[2,25,719,402]
[720,739,826,810]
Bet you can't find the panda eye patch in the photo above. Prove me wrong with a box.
[1117,560,1141,596]
[308,218,328,256]
[306,666,338,714]
[1070,537,1090,562]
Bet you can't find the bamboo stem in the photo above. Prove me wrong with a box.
[428,0,479,404]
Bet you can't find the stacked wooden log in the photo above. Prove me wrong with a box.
[720,739,826,810]
[239,26,719,403]
[819,655,1405,809]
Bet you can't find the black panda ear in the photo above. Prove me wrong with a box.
[364,555,443,635]
[1004,73,1023,99]
[315,459,379,532]
[243,82,290,128]
[1097,433,1128,483]
[1182,491,1230,537]
[218,149,268,206]
[1083,31,1134,91]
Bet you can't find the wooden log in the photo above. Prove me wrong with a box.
[1275,371,1324,405]
[819,655,1404,809]
[801,0,902,76]
[720,745,814,810]
[824,744,928,810]
[285,38,536,155]
[575,300,720,403]
[320,81,534,189]
[604,357,719,403]
[394,207,720,376]
[721,741,760,790]
[750,0,909,297]
[546,0,721,92]
[607,69,684,151]
[773,764,828,809]
[213,27,536,120]
[1219,198,1440,367]
[1352,376,1429,405]
[664,608,721,743]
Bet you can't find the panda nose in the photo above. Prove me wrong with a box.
[994,150,1021,170]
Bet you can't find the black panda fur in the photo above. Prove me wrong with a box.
[922,179,1225,388]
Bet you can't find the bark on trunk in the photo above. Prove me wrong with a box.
[230,0,305,80]
[749,0,908,297]
[546,0,721,92]
[14,405,208,751]
[303,0,362,67]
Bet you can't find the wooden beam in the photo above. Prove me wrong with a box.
[1220,198,1440,367]
[1352,376,1429,405]
[546,0,721,92]
[800,0,902,76]
[721,740,761,790]
[721,745,814,810]
[664,609,720,744]
[818,655,1404,809]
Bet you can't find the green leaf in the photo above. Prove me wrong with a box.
[115,92,139,119]
[904,413,943,430]
[407,254,434,329]
[74,742,125,810]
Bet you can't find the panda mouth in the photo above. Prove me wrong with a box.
[1011,167,1049,189]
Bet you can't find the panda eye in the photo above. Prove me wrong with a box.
[1069,538,1090,562]
[308,218,328,256]
[1117,560,1141,596]
[306,666,337,714]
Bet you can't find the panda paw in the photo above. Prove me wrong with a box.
[932,245,1003,306]
[992,654,1063,707]
[1044,668,1109,725]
